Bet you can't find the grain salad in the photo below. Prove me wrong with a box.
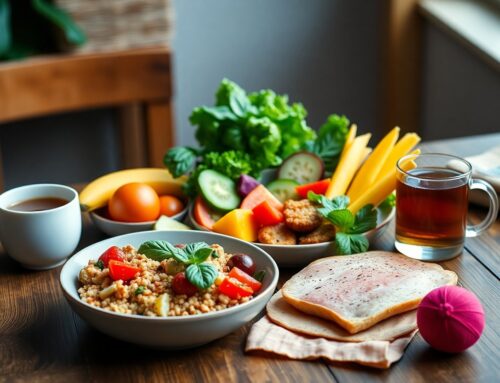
[78,241,264,317]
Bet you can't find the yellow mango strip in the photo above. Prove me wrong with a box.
[325,133,371,199]
[348,149,421,214]
[378,132,421,180]
[338,124,357,163]
[347,127,400,202]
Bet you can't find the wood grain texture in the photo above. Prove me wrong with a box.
[0,135,499,382]
[0,48,172,124]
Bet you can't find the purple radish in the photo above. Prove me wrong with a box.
[237,174,261,197]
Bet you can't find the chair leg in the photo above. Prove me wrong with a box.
[146,100,174,168]
[118,104,148,168]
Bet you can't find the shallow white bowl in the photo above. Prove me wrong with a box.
[90,204,188,236]
[60,230,279,349]
[189,204,395,268]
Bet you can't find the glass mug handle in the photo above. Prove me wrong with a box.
[466,178,499,238]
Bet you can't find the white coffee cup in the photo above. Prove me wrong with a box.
[0,184,82,270]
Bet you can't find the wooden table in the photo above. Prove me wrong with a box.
[1,134,499,382]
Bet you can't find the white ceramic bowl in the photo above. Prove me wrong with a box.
[90,204,188,236]
[189,204,395,268]
[60,230,279,349]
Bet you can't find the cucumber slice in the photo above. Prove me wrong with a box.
[154,215,191,231]
[278,151,324,184]
[197,169,241,212]
[267,179,300,202]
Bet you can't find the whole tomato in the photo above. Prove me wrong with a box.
[159,195,185,217]
[108,183,160,222]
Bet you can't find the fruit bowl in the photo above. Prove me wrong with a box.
[60,230,279,349]
[188,203,395,268]
[90,204,189,237]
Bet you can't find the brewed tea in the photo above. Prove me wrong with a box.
[9,197,68,212]
[396,168,468,248]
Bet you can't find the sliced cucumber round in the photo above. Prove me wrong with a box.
[197,169,241,212]
[278,151,324,184]
[266,179,300,202]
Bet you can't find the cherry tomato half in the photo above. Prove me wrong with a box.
[172,272,198,296]
[229,267,262,292]
[108,260,141,281]
[98,246,125,267]
[218,277,253,299]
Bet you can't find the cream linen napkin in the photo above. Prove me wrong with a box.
[448,145,500,206]
[246,316,417,369]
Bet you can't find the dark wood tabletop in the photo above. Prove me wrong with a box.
[1,133,499,383]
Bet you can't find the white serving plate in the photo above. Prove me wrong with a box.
[60,230,279,349]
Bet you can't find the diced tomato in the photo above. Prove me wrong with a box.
[172,272,198,296]
[98,246,125,267]
[218,277,254,299]
[240,185,283,212]
[193,196,221,230]
[229,267,262,292]
[108,260,141,281]
[295,179,331,198]
[251,200,284,227]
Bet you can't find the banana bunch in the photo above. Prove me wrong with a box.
[79,168,187,211]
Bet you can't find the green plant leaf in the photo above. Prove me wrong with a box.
[335,233,369,255]
[185,263,218,289]
[138,240,187,262]
[190,248,214,264]
[327,209,355,230]
[0,0,11,56]
[32,0,86,46]
[254,270,266,283]
[163,147,198,178]
[349,204,377,234]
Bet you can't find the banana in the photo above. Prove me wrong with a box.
[79,168,187,211]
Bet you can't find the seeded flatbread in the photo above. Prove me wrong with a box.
[267,291,417,342]
[282,251,458,334]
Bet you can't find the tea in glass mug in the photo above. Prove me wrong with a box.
[395,153,498,261]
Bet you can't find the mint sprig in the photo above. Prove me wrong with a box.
[138,240,217,289]
[308,191,378,255]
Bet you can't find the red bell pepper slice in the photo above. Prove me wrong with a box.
[108,260,141,281]
[295,179,331,198]
[251,200,284,227]
[229,267,262,292]
[98,246,125,267]
[218,277,254,299]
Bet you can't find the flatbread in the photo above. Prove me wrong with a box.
[282,251,457,334]
[267,291,417,342]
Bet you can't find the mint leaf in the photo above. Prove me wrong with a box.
[335,233,369,255]
[349,204,377,234]
[331,195,349,209]
[185,263,218,289]
[326,209,355,230]
[139,240,175,261]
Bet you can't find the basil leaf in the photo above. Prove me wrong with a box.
[184,242,210,255]
[163,147,198,178]
[185,263,218,289]
[190,248,214,264]
[139,240,172,261]
[327,209,355,230]
[95,260,104,270]
[335,233,369,255]
[163,242,190,264]
[348,204,377,234]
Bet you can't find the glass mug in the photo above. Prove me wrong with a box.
[395,153,499,261]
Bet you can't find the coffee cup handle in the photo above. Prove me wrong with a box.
[465,179,499,238]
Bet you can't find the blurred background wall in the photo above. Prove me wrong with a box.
[0,0,498,189]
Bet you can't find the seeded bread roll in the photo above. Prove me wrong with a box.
[282,251,457,334]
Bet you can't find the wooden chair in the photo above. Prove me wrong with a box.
[0,47,174,191]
